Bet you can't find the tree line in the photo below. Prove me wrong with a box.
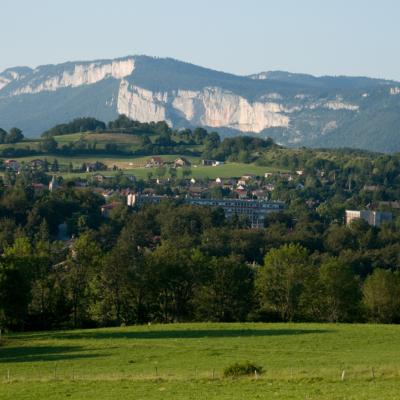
[0,127,24,144]
[1,182,400,331]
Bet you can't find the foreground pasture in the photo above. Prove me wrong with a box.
[1,323,399,399]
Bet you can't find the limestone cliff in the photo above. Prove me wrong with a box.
[117,80,169,124]
[117,84,290,132]
[11,58,135,95]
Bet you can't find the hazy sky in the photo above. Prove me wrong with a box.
[1,0,400,80]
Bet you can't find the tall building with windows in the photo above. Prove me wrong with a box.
[345,210,392,227]
[127,193,284,228]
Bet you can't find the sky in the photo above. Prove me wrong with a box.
[1,0,400,80]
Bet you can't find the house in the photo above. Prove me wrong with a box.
[146,157,164,167]
[237,175,256,186]
[101,202,122,217]
[4,159,19,171]
[86,163,96,172]
[202,159,214,166]
[156,178,170,185]
[201,159,222,167]
[263,183,275,192]
[174,157,191,168]
[187,186,208,198]
[30,159,45,169]
[241,174,256,181]
[252,189,268,199]
[235,188,248,199]
[215,177,222,184]
[264,172,274,179]
[190,178,196,184]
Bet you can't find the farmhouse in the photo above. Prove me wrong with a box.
[201,159,222,167]
[174,157,191,167]
[146,156,164,167]
[86,163,96,172]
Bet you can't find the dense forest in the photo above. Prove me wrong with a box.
[1,171,400,331]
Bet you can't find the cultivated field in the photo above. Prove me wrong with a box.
[1,323,400,399]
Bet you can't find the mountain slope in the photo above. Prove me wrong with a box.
[0,55,399,152]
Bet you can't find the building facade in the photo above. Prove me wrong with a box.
[345,210,393,227]
[127,193,284,228]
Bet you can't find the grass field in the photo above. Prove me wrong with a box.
[4,153,283,180]
[61,162,281,180]
[1,323,400,399]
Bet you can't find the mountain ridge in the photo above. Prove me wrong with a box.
[1,55,400,152]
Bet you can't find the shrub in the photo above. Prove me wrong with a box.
[223,361,263,378]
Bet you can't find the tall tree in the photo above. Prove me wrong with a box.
[363,269,400,323]
[65,233,102,328]
[193,255,254,322]
[0,237,33,330]
[318,257,361,322]
[257,243,313,321]
[5,127,24,143]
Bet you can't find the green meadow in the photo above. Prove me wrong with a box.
[6,153,283,180]
[1,323,400,399]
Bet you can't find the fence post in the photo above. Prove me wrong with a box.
[341,370,346,381]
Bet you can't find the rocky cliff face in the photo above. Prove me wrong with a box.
[117,80,168,124]
[117,83,290,132]
[9,58,135,95]
[0,55,399,152]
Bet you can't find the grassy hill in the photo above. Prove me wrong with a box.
[1,323,400,399]
[0,131,287,179]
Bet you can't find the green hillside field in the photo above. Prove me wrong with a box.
[3,153,285,180]
[1,323,400,399]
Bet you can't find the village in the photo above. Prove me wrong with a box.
[1,155,393,229]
